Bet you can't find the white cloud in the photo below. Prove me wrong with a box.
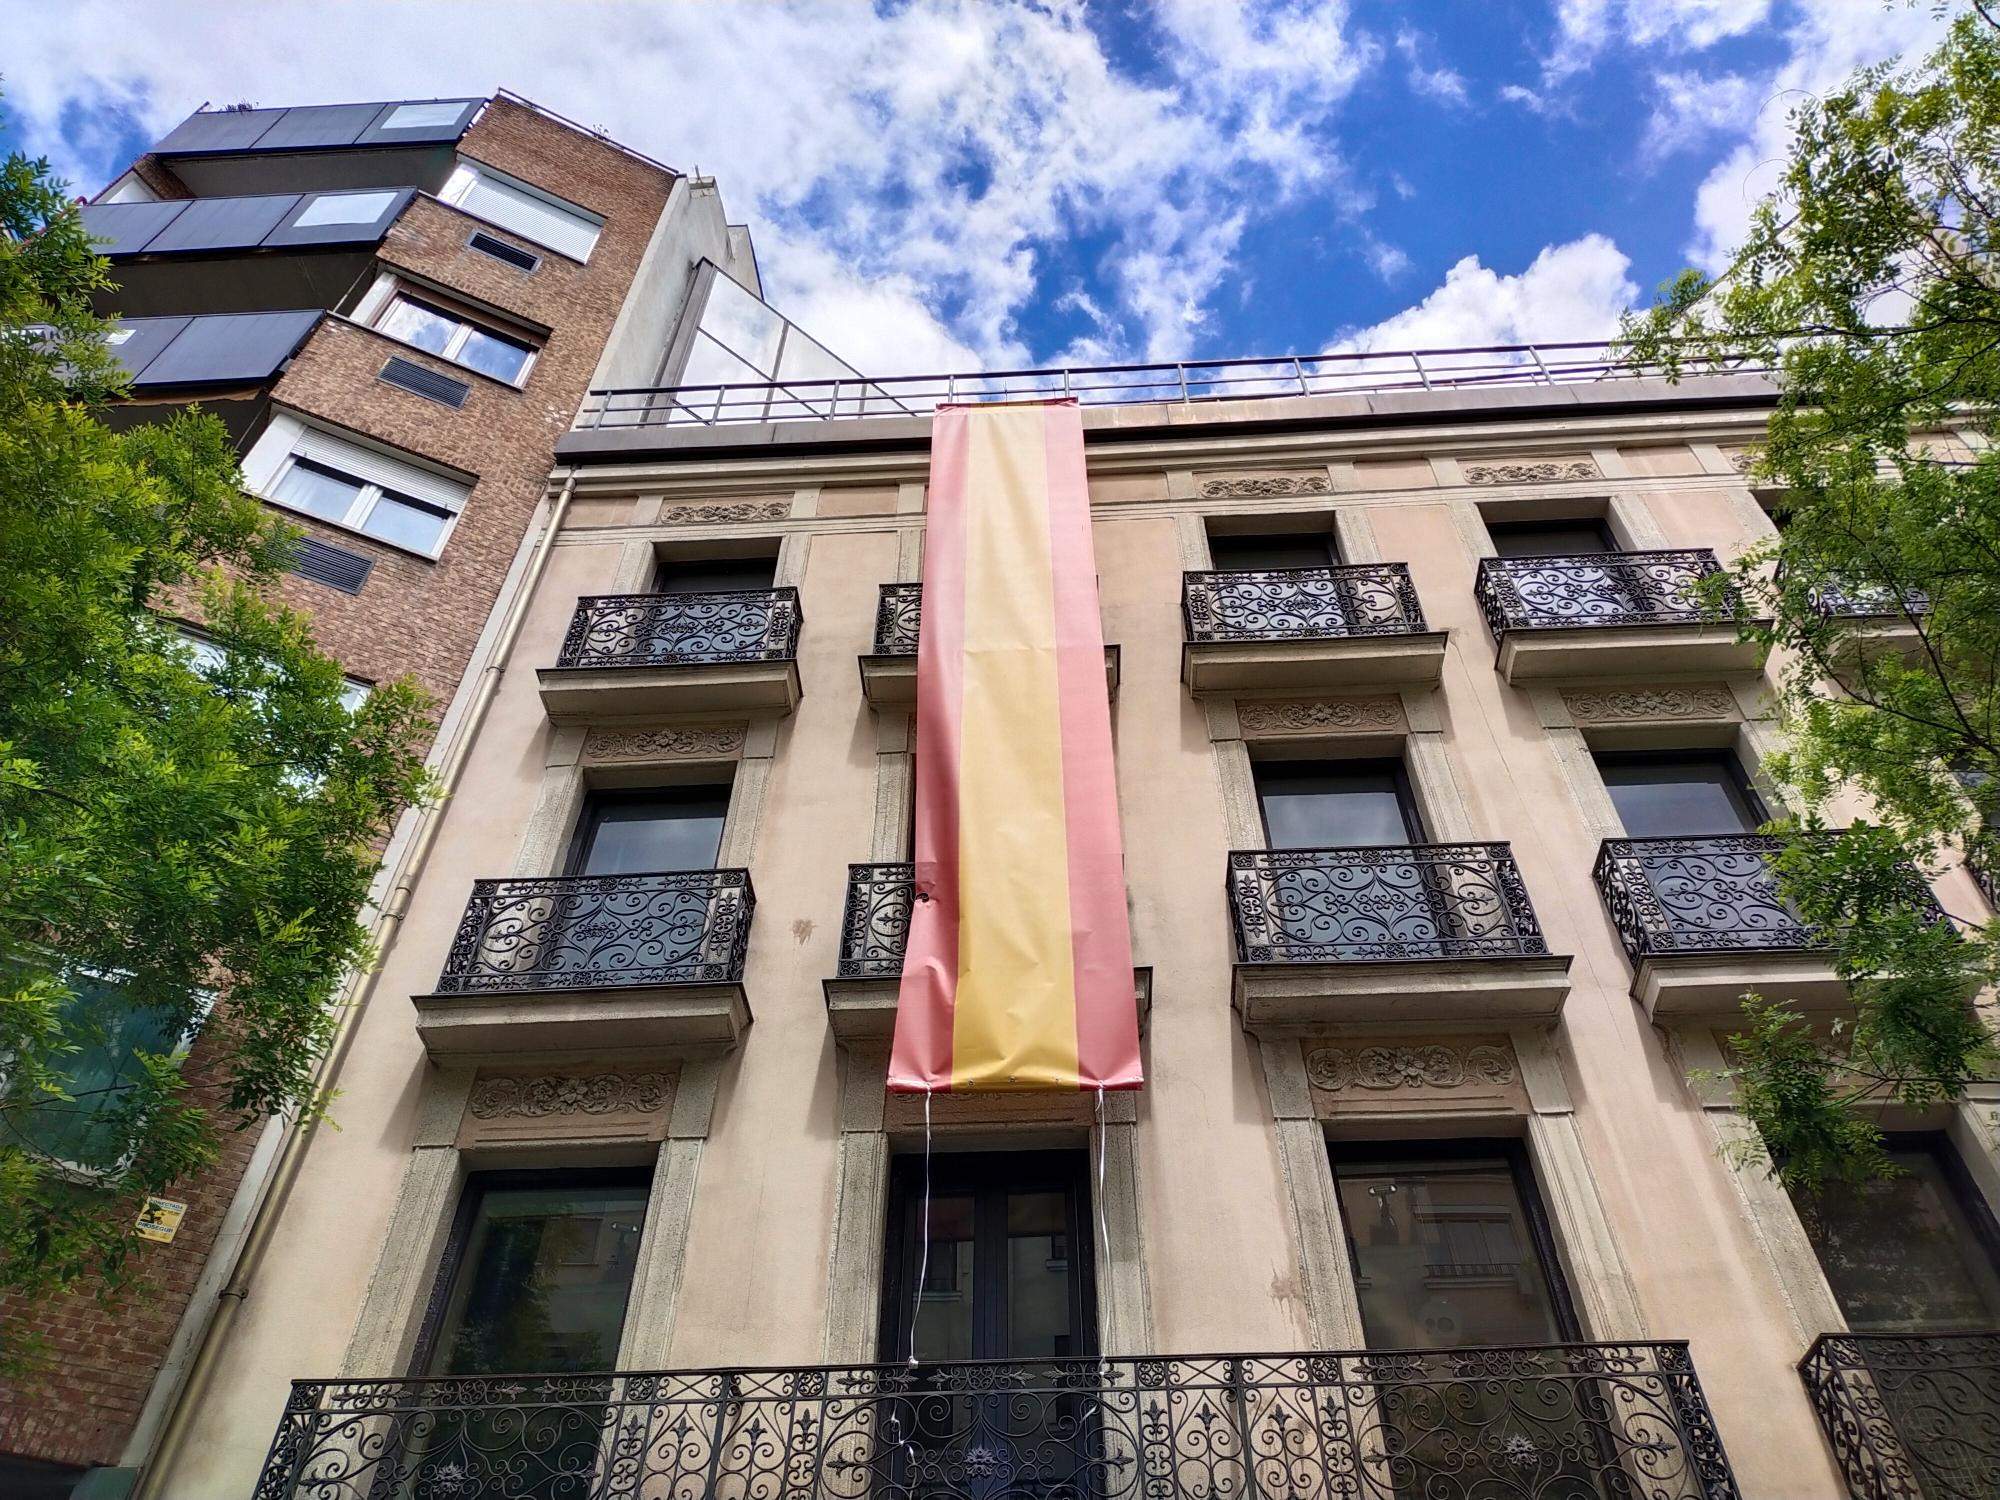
[1544,0,1773,81]
[1394,28,1469,106]
[1329,234,1638,352]
[1683,1,1946,271]
[5,0,1382,372]
[1641,69,1760,164]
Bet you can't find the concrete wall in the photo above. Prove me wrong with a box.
[154,398,1990,1499]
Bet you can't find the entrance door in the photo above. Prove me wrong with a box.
[878,1153,1096,1500]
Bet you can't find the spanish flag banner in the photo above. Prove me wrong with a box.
[888,400,1142,1093]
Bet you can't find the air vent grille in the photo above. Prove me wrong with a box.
[288,535,374,594]
[466,231,540,272]
[379,355,470,408]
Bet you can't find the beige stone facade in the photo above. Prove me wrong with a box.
[148,377,1998,1499]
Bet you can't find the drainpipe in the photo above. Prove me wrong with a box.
[132,468,581,1498]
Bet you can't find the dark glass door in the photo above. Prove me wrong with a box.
[1254,758,1424,850]
[1207,532,1339,571]
[569,787,729,875]
[1793,1133,2000,1333]
[399,1170,651,1500]
[653,555,778,594]
[1596,751,1766,839]
[1333,1143,1611,1498]
[1255,760,1458,959]
[1485,517,1640,626]
[879,1154,1095,1500]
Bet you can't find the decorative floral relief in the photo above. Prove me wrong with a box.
[585,724,746,762]
[1236,697,1404,734]
[1562,686,1737,724]
[660,500,793,524]
[1198,475,1326,499]
[1462,459,1597,485]
[470,1072,673,1119]
[1726,449,1760,474]
[1304,1043,1516,1092]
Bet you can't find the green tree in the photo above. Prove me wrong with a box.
[0,143,431,1365]
[1622,5,2000,1189]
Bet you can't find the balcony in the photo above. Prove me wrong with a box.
[822,862,1149,1037]
[861,582,1120,707]
[254,1344,1742,1500]
[1591,835,1939,1020]
[410,870,754,1060]
[1474,549,1764,683]
[1226,844,1570,1031]
[1181,564,1447,694]
[147,98,481,198]
[1801,1331,2000,1500]
[537,589,803,722]
[82,188,415,317]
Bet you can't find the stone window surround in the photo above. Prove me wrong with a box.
[1532,676,2000,1348]
[1188,506,1643,1347]
[343,533,808,1376]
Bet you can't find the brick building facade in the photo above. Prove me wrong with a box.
[0,93,760,1499]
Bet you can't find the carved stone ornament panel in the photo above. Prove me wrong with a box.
[470,1071,674,1119]
[1726,449,1760,475]
[660,500,793,524]
[1305,1042,1516,1092]
[1236,696,1406,736]
[1562,686,1738,724]
[1462,458,1598,485]
[1197,474,1327,499]
[584,724,747,762]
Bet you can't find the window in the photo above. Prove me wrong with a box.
[879,1152,1094,1363]
[1331,1141,1579,1348]
[417,1170,650,1376]
[1486,517,1618,558]
[1595,751,1766,839]
[441,160,601,262]
[568,787,730,876]
[245,416,472,560]
[652,556,779,595]
[1254,758,1424,849]
[375,291,537,385]
[292,189,400,227]
[4,968,196,1174]
[1207,532,1339,572]
[1792,1134,2000,1334]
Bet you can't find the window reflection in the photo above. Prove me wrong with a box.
[1794,1137,2000,1333]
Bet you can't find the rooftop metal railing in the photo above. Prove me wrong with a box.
[575,339,1775,430]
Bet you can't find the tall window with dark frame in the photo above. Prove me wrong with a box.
[652,554,779,595]
[1790,1132,2000,1334]
[567,786,729,876]
[1206,531,1340,572]
[1594,750,1767,839]
[1484,517,1618,559]
[1331,1142,1608,1498]
[396,1168,653,1497]
[1253,757,1425,849]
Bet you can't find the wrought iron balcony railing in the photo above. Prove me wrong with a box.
[253,1344,1741,1500]
[435,870,753,994]
[837,861,914,978]
[1593,835,1945,961]
[1183,564,1429,643]
[555,589,801,670]
[1475,549,1737,634]
[1801,1331,2000,1500]
[1228,844,1550,964]
[873,582,923,655]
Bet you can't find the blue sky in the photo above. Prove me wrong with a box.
[2,0,1952,376]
